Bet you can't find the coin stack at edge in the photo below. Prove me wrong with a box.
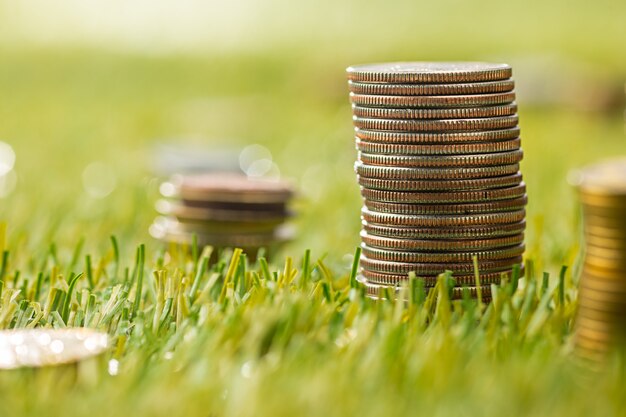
[346,62,527,300]
[574,159,626,363]
[150,173,295,260]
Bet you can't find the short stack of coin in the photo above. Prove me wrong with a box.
[150,173,294,259]
[573,159,626,363]
[346,62,526,299]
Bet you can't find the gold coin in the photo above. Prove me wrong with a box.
[580,276,626,293]
[355,138,521,155]
[346,62,512,83]
[579,284,626,303]
[363,196,527,215]
[355,162,520,180]
[577,296,626,314]
[362,220,526,239]
[355,127,520,144]
[582,224,626,240]
[359,149,524,168]
[359,255,523,275]
[360,231,524,251]
[584,256,626,271]
[352,103,518,120]
[360,244,525,263]
[583,234,626,250]
[361,208,526,227]
[347,79,515,95]
[357,174,523,192]
[573,158,626,196]
[353,115,519,132]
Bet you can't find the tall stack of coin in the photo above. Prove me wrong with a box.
[150,173,294,259]
[346,62,526,299]
[573,159,626,362]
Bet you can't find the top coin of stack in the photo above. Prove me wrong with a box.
[150,173,295,259]
[573,159,626,363]
[346,62,526,299]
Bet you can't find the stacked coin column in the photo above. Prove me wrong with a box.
[575,160,626,362]
[346,62,527,299]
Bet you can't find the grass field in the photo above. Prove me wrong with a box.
[0,1,625,413]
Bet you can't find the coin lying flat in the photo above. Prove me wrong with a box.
[355,162,521,180]
[346,62,512,84]
[350,92,516,109]
[361,183,527,204]
[361,279,495,301]
[359,268,521,287]
[150,219,295,247]
[352,103,518,120]
[359,150,524,168]
[156,199,290,222]
[361,243,525,263]
[362,208,525,228]
[353,115,519,132]
[0,329,108,370]
[163,173,294,204]
[355,127,521,144]
[360,231,525,252]
[360,255,523,275]
[364,196,528,215]
[356,138,521,155]
[362,220,526,239]
[348,79,515,96]
[358,173,523,192]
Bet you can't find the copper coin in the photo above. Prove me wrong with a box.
[355,138,521,156]
[355,162,520,180]
[163,173,294,204]
[361,244,525,263]
[359,267,521,287]
[352,103,518,120]
[357,173,523,192]
[155,199,290,223]
[358,149,524,168]
[353,115,519,132]
[362,220,526,239]
[360,255,523,275]
[360,231,524,251]
[355,127,520,144]
[346,62,512,83]
[361,208,525,227]
[350,92,516,109]
[363,196,527,215]
[348,79,515,96]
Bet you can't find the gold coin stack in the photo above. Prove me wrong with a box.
[574,159,626,362]
[346,62,527,299]
[150,173,295,259]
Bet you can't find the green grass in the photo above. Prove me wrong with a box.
[0,9,623,412]
[0,240,623,417]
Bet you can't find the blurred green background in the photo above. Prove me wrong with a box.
[0,0,623,272]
